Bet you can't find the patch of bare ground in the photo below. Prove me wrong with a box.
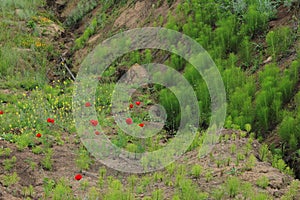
[1,129,298,199]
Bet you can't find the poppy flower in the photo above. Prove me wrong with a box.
[47,118,54,124]
[126,118,133,125]
[90,119,98,126]
[135,101,141,106]
[139,123,144,127]
[85,102,91,107]
[129,104,134,109]
[95,131,100,135]
[74,174,82,181]
[36,133,42,138]
[0,110,3,115]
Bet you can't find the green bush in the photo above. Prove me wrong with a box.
[214,15,239,57]
[64,0,98,27]
[159,88,180,131]
[266,26,294,59]
[225,176,240,198]
[239,36,253,66]
[279,115,297,144]
[259,144,269,162]
[242,5,268,37]
[52,178,74,200]
[256,176,269,189]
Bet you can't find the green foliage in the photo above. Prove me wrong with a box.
[74,17,98,50]
[0,147,12,157]
[176,178,204,200]
[22,185,34,197]
[245,154,257,171]
[214,15,239,57]
[1,172,20,187]
[271,155,293,175]
[266,26,294,59]
[152,189,164,200]
[3,156,17,171]
[190,164,203,178]
[158,88,180,131]
[239,36,253,66]
[259,144,269,162]
[281,180,300,200]
[64,0,99,27]
[279,115,297,143]
[225,176,240,198]
[76,146,93,170]
[42,148,53,170]
[211,187,225,200]
[52,178,74,200]
[253,62,298,131]
[242,4,268,37]
[256,176,269,189]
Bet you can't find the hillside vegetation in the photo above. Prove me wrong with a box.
[0,0,300,199]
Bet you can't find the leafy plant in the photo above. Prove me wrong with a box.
[256,176,269,189]
[245,154,257,171]
[76,146,93,171]
[1,172,20,187]
[259,144,269,162]
[266,26,294,59]
[225,176,240,198]
[52,178,74,200]
[3,156,17,171]
[190,164,203,178]
[41,148,53,170]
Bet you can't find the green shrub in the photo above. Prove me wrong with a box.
[243,5,268,37]
[152,189,164,200]
[239,36,253,66]
[256,176,269,189]
[281,180,300,200]
[214,15,239,57]
[252,192,272,200]
[259,144,269,162]
[42,148,53,170]
[64,0,99,27]
[225,176,240,198]
[278,115,296,144]
[1,172,20,187]
[266,26,294,59]
[245,154,256,171]
[176,178,203,200]
[52,178,74,200]
[190,165,202,178]
[76,146,92,170]
[158,88,180,131]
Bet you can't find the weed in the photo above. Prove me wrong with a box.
[190,164,203,178]
[3,156,17,171]
[1,172,20,187]
[41,148,53,170]
[225,176,240,198]
[256,176,269,189]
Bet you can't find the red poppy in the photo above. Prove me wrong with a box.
[74,174,82,181]
[139,123,144,127]
[129,104,134,109]
[36,133,42,138]
[135,101,141,106]
[85,102,91,107]
[0,110,4,115]
[90,119,98,126]
[95,131,100,135]
[47,118,54,124]
[126,118,133,125]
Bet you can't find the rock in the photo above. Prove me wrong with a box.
[263,56,272,64]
